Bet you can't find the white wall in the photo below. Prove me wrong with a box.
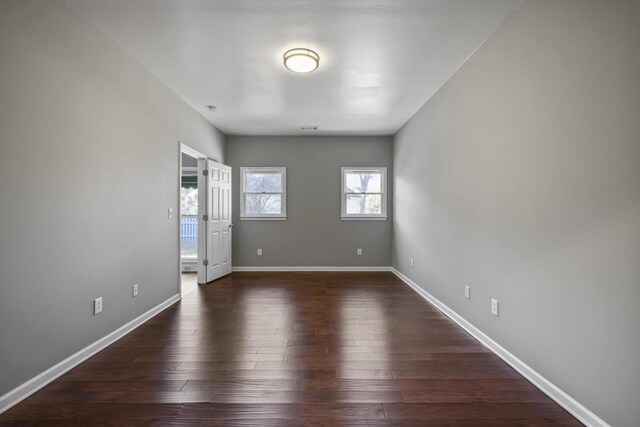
[392,1,640,425]
[0,0,224,396]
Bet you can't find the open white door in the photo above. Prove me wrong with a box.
[199,159,232,282]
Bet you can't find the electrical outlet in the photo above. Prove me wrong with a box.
[168,208,174,219]
[132,283,139,297]
[465,285,471,299]
[357,248,363,256]
[410,258,414,267]
[491,298,499,316]
[94,297,103,315]
[257,248,262,256]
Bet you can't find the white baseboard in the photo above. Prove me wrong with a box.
[390,268,608,427]
[0,293,181,415]
[2,269,607,426]
[232,266,393,272]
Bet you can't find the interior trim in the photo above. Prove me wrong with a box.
[0,293,181,415]
[232,266,393,272]
[390,267,608,427]
[2,268,607,425]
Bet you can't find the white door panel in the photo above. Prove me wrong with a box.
[222,229,230,266]
[202,159,232,282]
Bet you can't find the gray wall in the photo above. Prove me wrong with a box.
[392,1,640,425]
[0,0,224,396]
[226,136,392,267]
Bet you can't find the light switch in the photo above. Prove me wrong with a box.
[491,299,499,316]
[168,208,174,219]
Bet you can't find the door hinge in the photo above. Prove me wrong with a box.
[203,259,209,266]
[202,169,209,176]
[203,214,209,221]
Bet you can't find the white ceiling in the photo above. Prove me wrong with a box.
[67,0,520,136]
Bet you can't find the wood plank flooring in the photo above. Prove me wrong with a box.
[0,272,581,426]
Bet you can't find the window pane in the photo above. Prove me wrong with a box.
[346,194,382,215]
[344,172,382,193]
[245,171,282,193]
[244,194,282,215]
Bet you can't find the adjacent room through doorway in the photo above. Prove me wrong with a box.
[180,151,199,296]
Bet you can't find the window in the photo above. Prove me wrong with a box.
[240,167,287,219]
[341,167,387,219]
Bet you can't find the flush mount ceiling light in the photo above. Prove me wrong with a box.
[283,48,319,73]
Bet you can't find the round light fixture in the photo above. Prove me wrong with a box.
[283,48,319,73]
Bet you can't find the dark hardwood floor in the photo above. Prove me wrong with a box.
[0,272,581,426]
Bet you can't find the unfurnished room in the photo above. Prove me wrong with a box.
[0,1,639,426]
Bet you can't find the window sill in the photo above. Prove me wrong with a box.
[240,216,287,221]
[341,216,388,221]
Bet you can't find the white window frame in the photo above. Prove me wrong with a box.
[341,167,387,220]
[240,167,287,220]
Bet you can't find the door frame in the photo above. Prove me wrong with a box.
[178,142,207,291]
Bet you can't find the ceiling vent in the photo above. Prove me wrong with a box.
[301,125,318,131]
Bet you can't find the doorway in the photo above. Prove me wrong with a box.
[178,143,232,295]
[180,151,198,296]
[179,143,207,296]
